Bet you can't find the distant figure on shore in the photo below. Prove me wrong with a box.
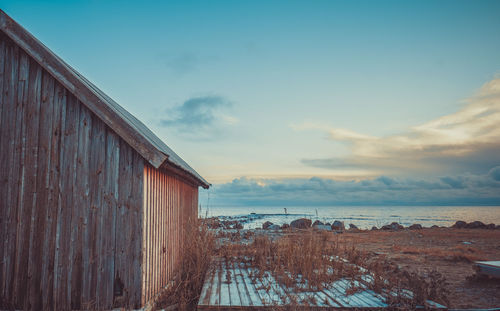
[284,208,287,215]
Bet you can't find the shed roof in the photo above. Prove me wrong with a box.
[0,9,209,188]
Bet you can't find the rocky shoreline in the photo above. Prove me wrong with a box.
[204,216,500,232]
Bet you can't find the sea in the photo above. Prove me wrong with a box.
[202,205,500,229]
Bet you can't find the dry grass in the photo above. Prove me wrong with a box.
[154,227,454,310]
[219,231,365,291]
[392,244,486,262]
[153,220,216,311]
[218,230,449,309]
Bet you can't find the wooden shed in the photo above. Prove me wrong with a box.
[0,10,210,310]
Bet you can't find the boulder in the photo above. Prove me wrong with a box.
[235,222,243,230]
[465,221,486,229]
[262,221,274,229]
[390,222,404,230]
[431,225,439,229]
[381,224,391,230]
[312,220,324,227]
[486,223,496,229]
[349,224,358,230]
[281,223,290,229]
[371,226,378,231]
[313,224,332,231]
[290,218,312,229]
[268,224,281,230]
[409,224,423,230]
[331,220,345,231]
[452,220,467,228]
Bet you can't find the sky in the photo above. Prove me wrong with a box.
[2,0,500,206]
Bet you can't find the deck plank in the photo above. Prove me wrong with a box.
[258,268,291,305]
[218,261,233,306]
[239,263,265,306]
[236,262,263,306]
[335,278,386,308]
[226,261,243,307]
[208,261,221,306]
[231,261,251,307]
[246,267,273,305]
[199,264,215,306]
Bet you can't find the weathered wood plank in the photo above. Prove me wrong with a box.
[67,96,83,310]
[115,140,132,306]
[167,174,172,284]
[130,151,143,308]
[98,129,120,308]
[160,171,166,289]
[258,269,291,305]
[199,264,216,306]
[76,103,92,309]
[53,85,69,310]
[22,57,42,309]
[48,81,65,310]
[209,260,221,306]
[153,169,158,296]
[38,70,56,311]
[231,262,252,307]
[1,37,19,303]
[226,262,242,307]
[141,165,148,306]
[218,261,232,306]
[0,38,6,296]
[238,264,265,306]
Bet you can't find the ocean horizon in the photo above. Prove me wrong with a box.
[202,205,500,229]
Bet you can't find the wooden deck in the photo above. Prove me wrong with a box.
[198,259,447,310]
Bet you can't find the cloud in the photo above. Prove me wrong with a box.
[299,78,500,176]
[489,166,500,182]
[160,95,238,140]
[203,169,500,206]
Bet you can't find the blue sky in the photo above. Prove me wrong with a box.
[2,0,500,205]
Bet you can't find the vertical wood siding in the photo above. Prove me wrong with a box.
[0,34,144,310]
[142,165,199,304]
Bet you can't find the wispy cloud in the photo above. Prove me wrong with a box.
[205,168,500,206]
[160,95,238,140]
[297,78,500,176]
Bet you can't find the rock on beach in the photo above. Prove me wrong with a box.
[313,224,332,231]
[262,221,274,229]
[409,224,422,230]
[312,220,324,227]
[290,218,312,229]
[331,220,345,231]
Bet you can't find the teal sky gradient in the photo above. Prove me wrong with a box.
[2,1,500,205]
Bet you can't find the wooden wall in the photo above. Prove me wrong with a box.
[0,33,145,310]
[142,165,199,304]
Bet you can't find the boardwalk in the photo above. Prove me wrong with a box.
[198,259,447,310]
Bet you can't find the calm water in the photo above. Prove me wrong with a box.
[203,205,500,229]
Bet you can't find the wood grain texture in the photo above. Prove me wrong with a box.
[0,35,145,310]
[141,165,199,304]
[1,27,201,310]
